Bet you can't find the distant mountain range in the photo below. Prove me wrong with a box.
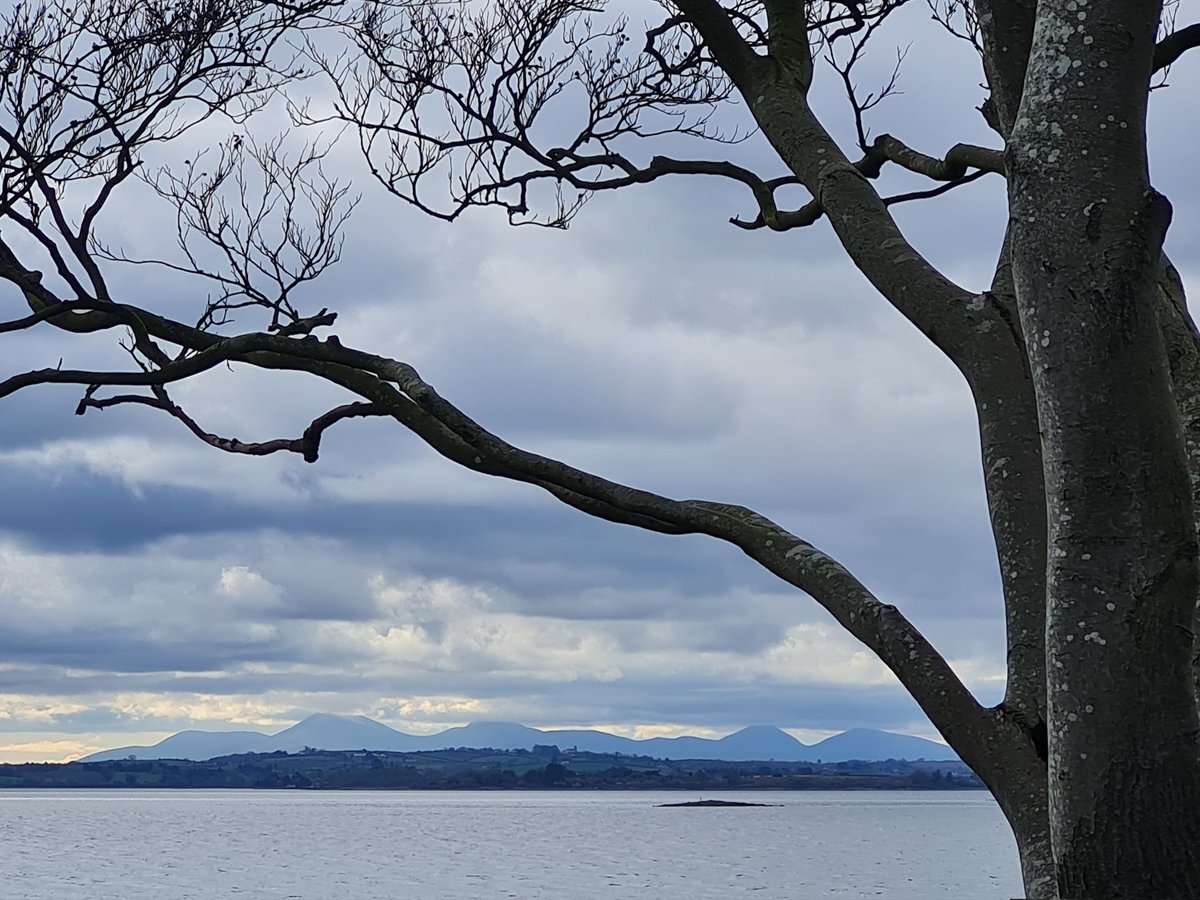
[81,715,956,763]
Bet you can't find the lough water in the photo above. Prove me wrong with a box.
[2,790,1022,899]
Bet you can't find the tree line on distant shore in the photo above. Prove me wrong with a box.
[0,746,983,791]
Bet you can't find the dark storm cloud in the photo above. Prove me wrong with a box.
[0,469,263,550]
[0,665,376,706]
[0,438,1004,633]
[0,458,759,597]
[0,632,289,675]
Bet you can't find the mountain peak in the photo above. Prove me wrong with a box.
[729,724,789,735]
[295,712,344,723]
[811,728,955,761]
[294,712,376,726]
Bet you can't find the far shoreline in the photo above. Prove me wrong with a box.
[0,745,983,792]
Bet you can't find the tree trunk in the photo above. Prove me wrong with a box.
[1013,820,1057,900]
[1018,207,1200,900]
[985,747,1056,898]
[1006,2,1200,896]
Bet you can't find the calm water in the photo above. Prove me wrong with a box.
[2,790,1022,899]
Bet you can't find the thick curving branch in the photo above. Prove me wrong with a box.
[273,346,996,760]
[318,352,994,765]
[4,269,993,764]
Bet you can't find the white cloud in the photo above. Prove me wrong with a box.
[0,737,144,765]
[0,694,91,722]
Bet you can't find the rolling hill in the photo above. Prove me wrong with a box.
[81,715,957,763]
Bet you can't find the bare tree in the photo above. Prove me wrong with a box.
[4,1,1200,897]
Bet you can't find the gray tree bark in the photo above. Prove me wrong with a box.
[1005,1,1200,895]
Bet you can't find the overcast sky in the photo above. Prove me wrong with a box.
[2,3,1197,764]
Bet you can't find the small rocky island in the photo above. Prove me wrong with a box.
[659,799,777,808]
